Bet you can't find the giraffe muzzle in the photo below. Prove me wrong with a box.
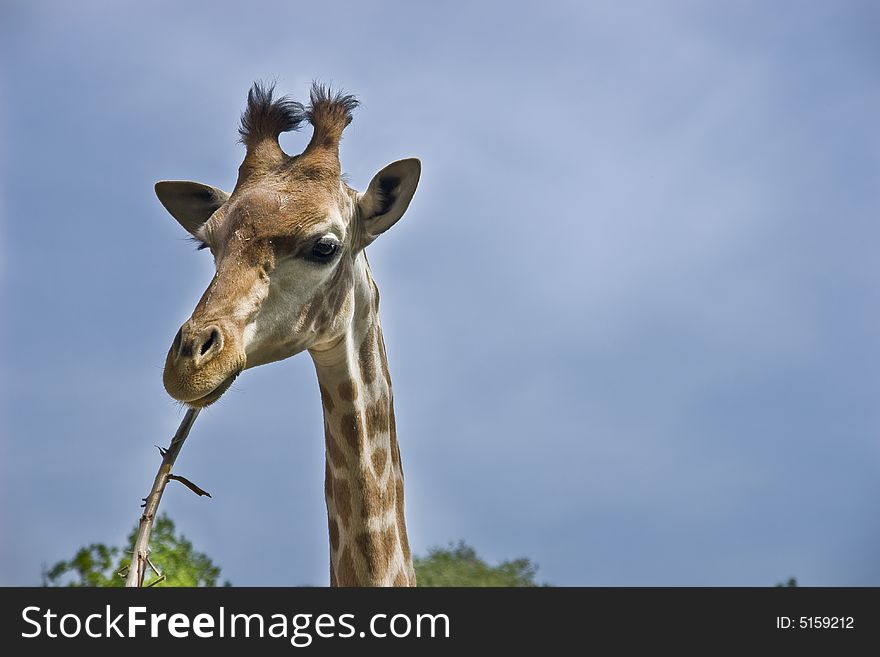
[163,320,246,407]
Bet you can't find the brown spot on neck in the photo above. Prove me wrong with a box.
[361,466,396,521]
[328,517,340,552]
[371,448,388,479]
[332,477,352,526]
[324,459,333,499]
[395,474,411,563]
[325,423,346,467]
[336,545,357,587]
[356,526,397,581]
[378,330,392,388]
[339,411,365,454]
[364,391,390,438]
[337,380,358,402]
[319,384,335,413]
[358,324,378,384]
[389,399,401,470]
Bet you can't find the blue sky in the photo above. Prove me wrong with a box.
[2,0,878,586]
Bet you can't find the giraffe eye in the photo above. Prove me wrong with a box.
[309,237,339,262]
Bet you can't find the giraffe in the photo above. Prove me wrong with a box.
[154,82,420,587]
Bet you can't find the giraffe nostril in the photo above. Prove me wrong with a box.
[200,328,219,356]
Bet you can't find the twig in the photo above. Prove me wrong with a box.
[124,408,201,587]
[168,474,212,498]
[146,556,163,578]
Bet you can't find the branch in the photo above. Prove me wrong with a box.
[168,474,212,498]
[124,408,201,587]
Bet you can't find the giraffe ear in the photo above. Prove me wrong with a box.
[357,159,421,246]
[155,181,230,236]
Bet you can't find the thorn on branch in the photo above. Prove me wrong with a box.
[155,445,168,457]
[146,556,163,578]
[146,574,167,587]
[168,474,212,498]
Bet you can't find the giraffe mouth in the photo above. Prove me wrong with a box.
[185,369,242,408]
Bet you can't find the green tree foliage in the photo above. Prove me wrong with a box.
[414,541,544,586]
[43,542,121,587]
[44,524,543,587]
[775,577,798,587]
[43,515,227,587]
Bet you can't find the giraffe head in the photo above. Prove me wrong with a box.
[156,83,420,407]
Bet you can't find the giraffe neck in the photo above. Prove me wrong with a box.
[309,290,414,587]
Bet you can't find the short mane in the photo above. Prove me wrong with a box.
[238,82,305,147]
[305,82,359,149]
